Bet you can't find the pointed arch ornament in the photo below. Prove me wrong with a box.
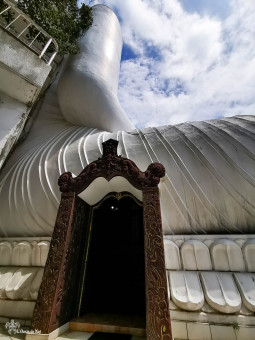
[32,139,172,340]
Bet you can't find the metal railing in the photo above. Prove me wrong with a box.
[0,0,58,65]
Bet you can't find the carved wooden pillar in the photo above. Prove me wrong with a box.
[143,188,172,340]
[32,194,89,333]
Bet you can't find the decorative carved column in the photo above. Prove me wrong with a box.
[143,188,172,340]
[32,194,89,333]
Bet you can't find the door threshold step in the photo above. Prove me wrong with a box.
[70,313,146,337]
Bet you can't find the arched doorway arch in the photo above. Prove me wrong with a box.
[32,139,172,340]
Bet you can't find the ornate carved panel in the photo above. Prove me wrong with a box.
[32,139,172,340]
[32,195,89,333]
[143,188,172,340]
[58,139,165,193]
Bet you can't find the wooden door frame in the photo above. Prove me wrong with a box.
[32,139,172,340]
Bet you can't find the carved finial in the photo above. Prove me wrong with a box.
[102,139,118,157]
[58,138,165,193]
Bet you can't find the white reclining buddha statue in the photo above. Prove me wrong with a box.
[0,5,254,340]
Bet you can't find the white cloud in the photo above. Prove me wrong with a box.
[81,0,255,128]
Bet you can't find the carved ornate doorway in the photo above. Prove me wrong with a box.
[32,139,172,340]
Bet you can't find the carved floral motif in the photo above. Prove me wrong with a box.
[32,195,87,333]
[143,188,172,340]
[58,139,165,193]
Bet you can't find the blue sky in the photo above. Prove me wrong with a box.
[80,0,255,128]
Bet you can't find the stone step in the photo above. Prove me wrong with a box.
[69,314,146,338]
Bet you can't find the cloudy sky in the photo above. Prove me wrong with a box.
[81,0,255,128]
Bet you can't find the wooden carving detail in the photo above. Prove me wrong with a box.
[58,139,165,193]
[32,195,87,333]
[143,188,172,340]
[32,138,172,340]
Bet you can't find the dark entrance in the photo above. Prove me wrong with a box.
[81,194,145,318]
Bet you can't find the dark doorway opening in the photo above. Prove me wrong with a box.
[81,194,145,319]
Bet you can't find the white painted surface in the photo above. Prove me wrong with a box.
[164,239,181,270]
[210,239,245,271]
[0,91,28,167]
[29,268,44,300]
[0,2,254,333]
[170,321,255,340]
[239,303,254,316]
[0,240,50,266]
[0,65,38,104]
[164,237,255,318]
[0,299,35,319]
[0,266,43,301]
[57,5,134,132]
[0,29,51,88]
[165,236,255,273]
[181,240,212,271]
[243,239,255,272]
[31,241,50,267]
[201,301,214,314]
[234,273,255,312]
[5,267,38,300]
[78,176,142,204]
[236,327,255,340]
[168,271,204,311]
[1,112,255,236]
[0,238,49,318]
[0,241,12,265]
[171,321,188,339]
[0,22,56,169]
[210,325,237,340]
[171,308,255,326]
[0,4,255,236]
[200,272,242,314]
[187,323,211,340]
[12,241,32,266]
[0,268,13,299]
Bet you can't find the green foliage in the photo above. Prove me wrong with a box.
[232,322,240,332]
[1,0,93,55]
[0,0,15,24]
